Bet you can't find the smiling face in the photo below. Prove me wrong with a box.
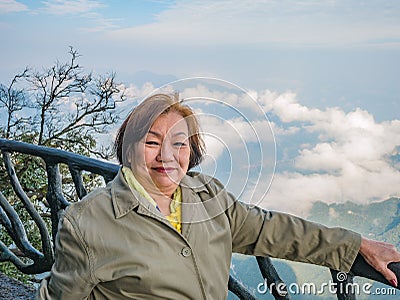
[130,111,191,197]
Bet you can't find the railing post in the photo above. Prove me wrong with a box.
[68,165,87,199]
[330,269,356,300]
[2,151,53,259]
[228,274,258,300]
[256,256,290,299]
[45,161,70,244]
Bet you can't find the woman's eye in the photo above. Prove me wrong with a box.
[145,141,159,146]
[174,142,187,147]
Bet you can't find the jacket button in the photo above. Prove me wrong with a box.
[181,247,192,257]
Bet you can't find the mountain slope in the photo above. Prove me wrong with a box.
[228,198,400,299]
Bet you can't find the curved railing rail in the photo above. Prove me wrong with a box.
[0,138,399,299]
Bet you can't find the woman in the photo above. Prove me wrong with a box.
[37,93,400,299]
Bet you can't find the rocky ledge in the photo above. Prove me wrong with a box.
[0,272,36,299]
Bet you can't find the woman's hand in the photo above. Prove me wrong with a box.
[359,237,400,287]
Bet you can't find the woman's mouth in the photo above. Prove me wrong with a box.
[152,167,176,174]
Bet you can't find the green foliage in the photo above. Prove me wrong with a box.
[0,262,32,284]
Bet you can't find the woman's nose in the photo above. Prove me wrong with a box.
[158,142,174,162]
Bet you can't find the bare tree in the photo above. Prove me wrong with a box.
[24,47,125,157]
[0,47,126,202]
[0,68,30,139]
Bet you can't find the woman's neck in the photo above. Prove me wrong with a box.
[148,191,173,216]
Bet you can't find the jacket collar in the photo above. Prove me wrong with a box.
[110,169,209,219]
[180,171,209,194]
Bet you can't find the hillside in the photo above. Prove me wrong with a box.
[228,198,400,299]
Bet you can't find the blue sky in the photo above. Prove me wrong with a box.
[1,0,400,120]
[1,0,400,216]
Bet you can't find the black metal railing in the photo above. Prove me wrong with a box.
[0,138,399,299]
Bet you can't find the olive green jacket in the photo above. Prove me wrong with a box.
[37,170,361,299]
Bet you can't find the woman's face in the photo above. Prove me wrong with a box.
[130,111,191,196]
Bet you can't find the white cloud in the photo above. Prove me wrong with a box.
[120,82,157,101]
[270,122,300,136]
[80,12,120,31]
[0,0,28,14]
[41,0,104,15]
[38,1,121,32]
[259,90,325,122]
[253,91,400,216]
[106,0,400,48]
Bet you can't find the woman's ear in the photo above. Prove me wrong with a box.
[124,144,134,166]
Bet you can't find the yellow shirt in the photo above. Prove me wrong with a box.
[121,167,182,233]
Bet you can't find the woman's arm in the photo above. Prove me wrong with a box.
[228,197,400,287]
[36,212,96,299]
[225,198,361,272]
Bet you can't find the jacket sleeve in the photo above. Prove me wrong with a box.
[36,211,97,299]
[222,188,361,273]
